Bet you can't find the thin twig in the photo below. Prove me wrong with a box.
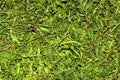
[52,26,70,51]
[93,0,104,14]
[101,48,114,66]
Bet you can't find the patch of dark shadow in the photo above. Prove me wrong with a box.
[56,5,63,8]
[14,58,22,61]
[78,64,82,67]
[30,27,36,32]
[14,56,37,62]
[75,64,82,69]
[93,31,98,34]
[32,65,37,71]
[51,11,57,16]
[61,1,67,4]
[79,77,82,80]
[93,1,100,5]
[60,47,70,51]
[59,46,77,56]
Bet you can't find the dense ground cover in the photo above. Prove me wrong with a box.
[0,0,120,80]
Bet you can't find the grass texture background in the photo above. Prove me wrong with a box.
[0,0,120,80]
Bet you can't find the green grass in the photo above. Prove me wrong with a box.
[0,0,120,80]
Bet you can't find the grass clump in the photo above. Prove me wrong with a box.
[0,0,120,80]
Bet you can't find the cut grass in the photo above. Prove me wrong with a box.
[0,0,120,80]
